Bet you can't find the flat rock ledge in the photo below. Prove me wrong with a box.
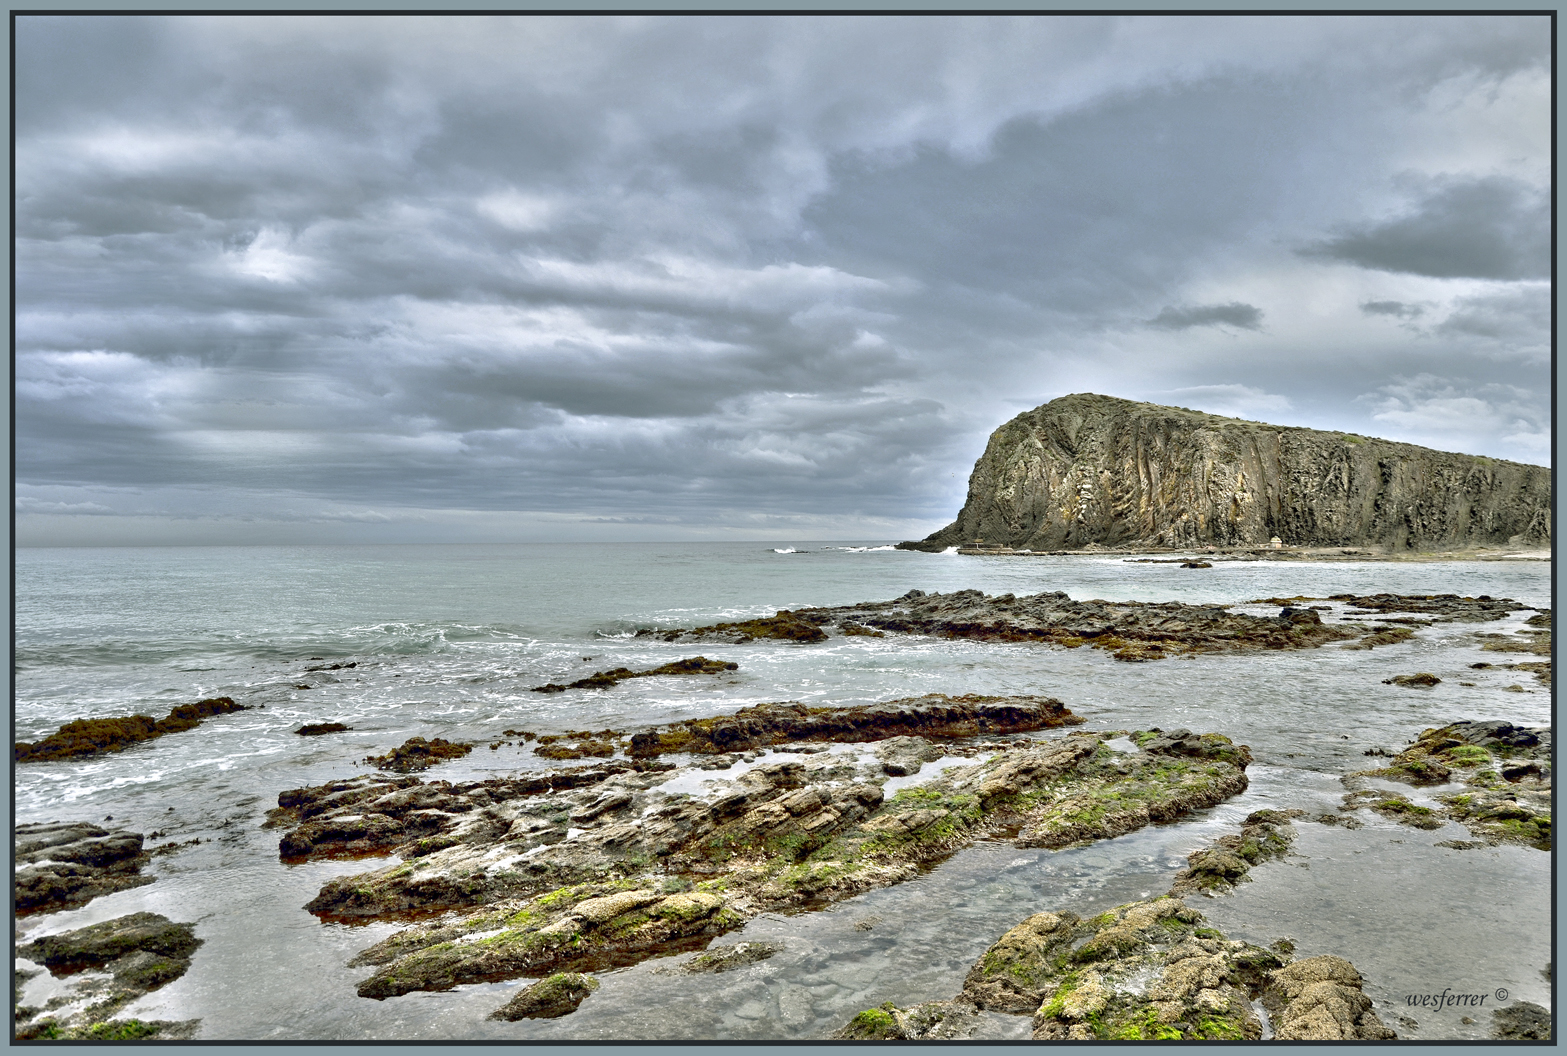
[1343,720,1551,850]
[278,705,1250,1022]
[14,912,202,1041]
[15,821,154,915]
[835,812,1393,1042]
[781,590,1365,661]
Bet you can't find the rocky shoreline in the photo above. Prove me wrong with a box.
[11,591,1551,1041]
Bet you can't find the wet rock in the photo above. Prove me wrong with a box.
[1305,593,1534,622]
[1180,561,1212,568]
[14,822,153,915]
[326,726,1250,1005]
[15,697,249,762]
[1134,728,1253,767]
[1263,956,1396,1040]
[1345,720,1551,849]
[650,612,828,644]
[1169,809,1301,895]
[489,972,599,1020]
[783,590,1358,662]
[833,999,982,1040]
[272,765,639,863]
[20,912,200,973]
[531,656,738,693]
[1383,673,1441,688]
[627,693,1082,757]
[296,722,352,736]
[874,735,945,776]
[660,940,785,974]
[1491,1001,1552,1039]
[365,736,474,773]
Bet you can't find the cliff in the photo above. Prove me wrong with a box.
[902,394,1551,552]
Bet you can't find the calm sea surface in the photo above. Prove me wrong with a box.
[12,543,1553,1040]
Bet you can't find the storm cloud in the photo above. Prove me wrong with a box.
[13,14,1551,545]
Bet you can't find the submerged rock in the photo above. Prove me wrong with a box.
[14,822,153,915]
[1491,1001,1552,1040]
[784,589,1362,661]
[658,940,785,974]
[15,697,249,762]
[310,718,1251,1007]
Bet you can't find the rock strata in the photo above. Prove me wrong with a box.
[284,709,1251,1019]
[898,393,1549,552]
[15,822,154,915]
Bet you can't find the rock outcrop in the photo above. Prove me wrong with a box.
[900,394,1550,552]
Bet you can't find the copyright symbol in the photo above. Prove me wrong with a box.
[1496,988,1509,1002]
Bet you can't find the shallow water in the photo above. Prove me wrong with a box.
[13,542,1552,1039]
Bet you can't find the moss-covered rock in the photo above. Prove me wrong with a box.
[489,972,599,1021]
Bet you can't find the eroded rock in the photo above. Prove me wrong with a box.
[15,822,153,915]
[322,723,1251,1006]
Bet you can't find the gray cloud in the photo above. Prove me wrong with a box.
[1147,303,1264,332]
[1360,300,1425,319]
[12,15,1551,544]
[1302,176,1548,280]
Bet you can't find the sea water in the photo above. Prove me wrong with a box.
[12,543,1552,1040]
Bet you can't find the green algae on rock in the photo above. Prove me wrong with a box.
[15,697,249,763]
[489,972,601,1020]
[317,721,1251,1014]
[14,912,203,1041]
[842,901,1393,1042]
[1345,720,1550,849]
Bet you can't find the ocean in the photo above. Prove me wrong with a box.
[12,542,1553,1040]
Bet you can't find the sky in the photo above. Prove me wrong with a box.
[13,13,1552,546]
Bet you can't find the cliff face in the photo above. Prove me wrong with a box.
[905,394,1551,552]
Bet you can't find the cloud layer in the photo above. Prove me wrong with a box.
[14,14,1551,544]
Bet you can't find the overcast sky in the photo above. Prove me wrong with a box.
[15,14,1551,545]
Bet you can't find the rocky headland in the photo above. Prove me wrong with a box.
[899,394,1550,553]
